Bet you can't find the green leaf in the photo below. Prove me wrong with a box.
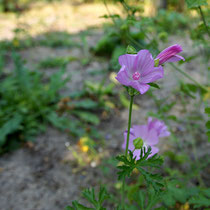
[148,83,160,89]
[186,0,208,8]
[126,45,137,54]
[83,188,98,207]
[71,201,94,210]
[0,114,23,146]
[205,107,210,114]
[68,99,98,109]
[189,195,210,208]
[67,187,109,210]
[72,111,100,125]
[98,186,109,206]
[116,147,164,192]
[47,112,83,136]
[180,82,197,98]
[65,206,74,210]
[206,121,210,129]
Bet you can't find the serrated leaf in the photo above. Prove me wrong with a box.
[98,186,110,205]
[67,186,109,210]
[116,147,163,192]
[83,188,98,207]
[71,201,94,210]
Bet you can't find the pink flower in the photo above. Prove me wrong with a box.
[122,118,170,160]
[116,50,164,94]
[147,117,170,138]
[156,44,185,65]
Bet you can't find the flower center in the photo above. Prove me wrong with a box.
[132,72,140,80]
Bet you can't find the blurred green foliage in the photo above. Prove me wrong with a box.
[0,52,69,153]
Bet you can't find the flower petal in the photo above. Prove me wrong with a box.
[130,81,150,94]
[145,128,159,146]
[119,54,137,75]
[134,50,155,76]
[133,149,141,160]
[159,129,171,138]
[156,44,183,65]
[165,55,185,63]
[115,66,131,86]
[141,66,164,83]
[133,125,148,140]
[148,146,159,158]
[122,128,136,151]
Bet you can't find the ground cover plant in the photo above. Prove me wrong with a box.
[0,0,209,209]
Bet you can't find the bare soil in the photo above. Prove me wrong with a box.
[0,2,209,210]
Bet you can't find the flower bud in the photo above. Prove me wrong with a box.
[133,137,143,149]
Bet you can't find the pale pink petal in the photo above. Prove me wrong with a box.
[134,50,155,76]
[115,66,131,86]
[133,125,148,140]
[133,149,141,160]
[130,81,150,94]
[159,130,171,138]
[141,66,164,83]
[122,128,136,151]
[119,54,137,75]
[145,128,159,146]
[148,146,159,158]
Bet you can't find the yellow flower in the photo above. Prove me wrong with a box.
[78,137,89,153]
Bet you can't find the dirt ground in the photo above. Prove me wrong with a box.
[0,2,209,210]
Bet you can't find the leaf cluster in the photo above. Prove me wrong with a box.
[66,186,109,210]
[0,52,69,153]
[116,147,164,192]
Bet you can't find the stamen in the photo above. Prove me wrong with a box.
[132,72,140,80]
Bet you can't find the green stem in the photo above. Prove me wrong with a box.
[169,63,207,91]
[198,6,210,36]
[125,95,134,156]
[122,95,134,209]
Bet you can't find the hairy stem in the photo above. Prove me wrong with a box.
[122,95,134,208]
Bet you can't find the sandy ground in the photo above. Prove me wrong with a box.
[0,2,209,210]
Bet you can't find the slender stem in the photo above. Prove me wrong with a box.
[125,95,134,156]
[169,63,207,91]
[122,95,134,209]
[198,6,210,36]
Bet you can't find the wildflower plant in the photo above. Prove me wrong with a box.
[67,44,183,209]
